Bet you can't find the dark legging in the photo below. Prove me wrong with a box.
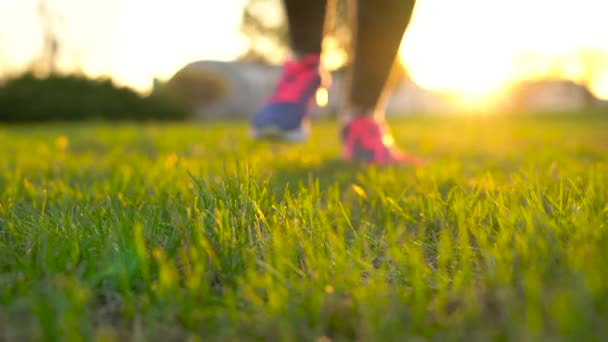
[283,0,417,112]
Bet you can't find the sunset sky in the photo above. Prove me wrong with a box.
[1,0,607,99]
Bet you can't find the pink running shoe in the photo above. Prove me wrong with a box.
[250,54,321,142]
[341,116,423,165]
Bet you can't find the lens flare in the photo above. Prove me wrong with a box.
[316,87,328,107]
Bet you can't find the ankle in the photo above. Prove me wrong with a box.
[288,52,321,63]
[341,107,383,125]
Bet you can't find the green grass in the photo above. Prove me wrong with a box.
[1,113,607,341]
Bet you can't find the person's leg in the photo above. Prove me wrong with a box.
[250,0,327,141]
[348,0,415,113]
[284,0,326,56]
[342,0,421,164]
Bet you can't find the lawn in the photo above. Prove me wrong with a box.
[1,113,607,341]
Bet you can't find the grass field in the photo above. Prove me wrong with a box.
[1,113,607,341]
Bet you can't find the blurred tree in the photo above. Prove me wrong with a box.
[33,0,61,75]
[0,73,187,122]
[27,0,84,77]
[238,0,289,65]
[0,36,7,77]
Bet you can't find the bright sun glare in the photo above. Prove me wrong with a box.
[1,0,607,101]
[398,0,608,101]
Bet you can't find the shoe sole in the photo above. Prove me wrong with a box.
[249,126,309,142]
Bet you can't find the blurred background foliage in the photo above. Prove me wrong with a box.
[0,0,229,123]
[0,73,189,122]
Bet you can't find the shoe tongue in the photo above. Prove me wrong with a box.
[287,54,320,69]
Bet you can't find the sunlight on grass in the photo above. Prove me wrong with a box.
[0,114,607,340]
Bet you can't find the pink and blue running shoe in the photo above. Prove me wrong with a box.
[250,54,321,142]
